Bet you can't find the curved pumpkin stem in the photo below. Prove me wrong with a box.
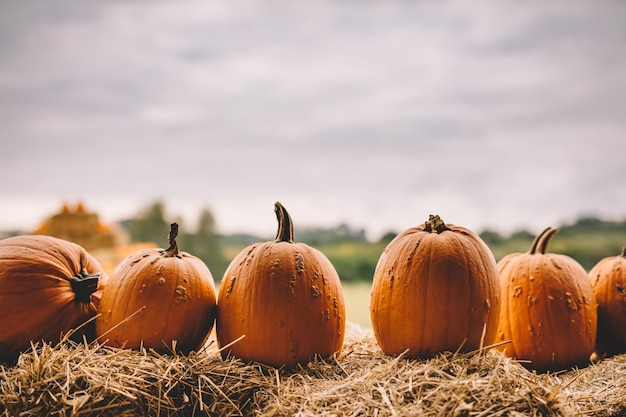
[70,266,101,304]
[274,202,294,243]
[529,227,557,255]
[528,227,552,255]
[162,223,181,258]
[423,214,451,234]
[619,246,626,258]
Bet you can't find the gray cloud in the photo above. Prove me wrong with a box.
[1,0,625,238]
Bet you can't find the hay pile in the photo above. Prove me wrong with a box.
[1,324,625,417]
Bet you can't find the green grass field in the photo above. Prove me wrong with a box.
[342,281,373,328]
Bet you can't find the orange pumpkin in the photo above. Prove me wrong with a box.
[217,202,346,367]
[589,246,626,356]
[370,215,501,358]
[95,223,217,353]
[496,227,597,371]
[0,235,107,361]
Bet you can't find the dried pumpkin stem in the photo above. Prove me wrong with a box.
[533,227,557,255]
[528,227,552,255]
[619,246,626,258]
[274,202,294,243]
[423,215,451,234]
[70,267,101,304]
[162,223,181,258]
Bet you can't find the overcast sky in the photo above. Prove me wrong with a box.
[1,0,625,240]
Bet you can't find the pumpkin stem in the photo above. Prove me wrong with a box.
[529,227,557,255]
[70,267,101,304]
[423,215,451,233]
[528,227,551,254]
[162,223,181,258]
[274,202,294,243]
[620,246,626,258]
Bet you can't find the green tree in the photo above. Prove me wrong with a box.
[184,207,229,280]
[378,231,398,245]
[126,201,169,244]
[123,201,229,278]
[480,229,504,247]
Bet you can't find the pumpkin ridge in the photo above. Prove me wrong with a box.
[461,234,483,349]
[536,256,558,369]
[0,272,64,295]
[6,243,74,280]
[419,235,433,355]
[562,258,592,363]
[153,259,180,345]
[461,234,479,349]
[16,241,69,268]
[569,258,596,358]
[442,234,460,351]
[502,258,517,358]
[566,260,586,331]
[517,259,530,358]
[114,252,154,344]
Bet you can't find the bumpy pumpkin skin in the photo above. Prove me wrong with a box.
[95,224,217,354]
[496,228,597,372]
[370,215,501,358]
[589,247,626,356]
[0,235,107,360]
[217,203,346,368]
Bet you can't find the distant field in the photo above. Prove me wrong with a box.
[342,281,373,328]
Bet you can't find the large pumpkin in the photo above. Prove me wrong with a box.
[0,235,107,361]
[589,246,626,356]
[95,223,217,353]
[496,227,597,371]
[370,215,501,358]
[217,202,346,367]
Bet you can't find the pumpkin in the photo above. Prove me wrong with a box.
[589,246,626,356]
[496,227,597,371]
[217,202,346,367]
[370,215,501,358]
[0,235,107,361]
[95,223,217,353]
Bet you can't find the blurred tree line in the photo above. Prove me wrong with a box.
[120,201,626,283]
[120,201,231,281]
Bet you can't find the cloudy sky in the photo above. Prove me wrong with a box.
[1,0,625,240]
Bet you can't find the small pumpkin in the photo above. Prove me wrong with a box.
[370,215,501,358]
[217,202,346,367]
[95,223,217,353]
[496,227,597,371]
[0,235,107,361]
[589,246,626,356]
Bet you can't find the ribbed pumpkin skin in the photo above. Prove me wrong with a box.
[217,204,346,368]
[370,216,500,358]
[96,234,217,353]
[0,235,107,360]
[589,248,626,356]
[496,228,597,371]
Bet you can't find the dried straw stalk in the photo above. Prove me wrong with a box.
[1,324,625,416]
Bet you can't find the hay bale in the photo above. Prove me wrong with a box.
[1,323,625,416]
